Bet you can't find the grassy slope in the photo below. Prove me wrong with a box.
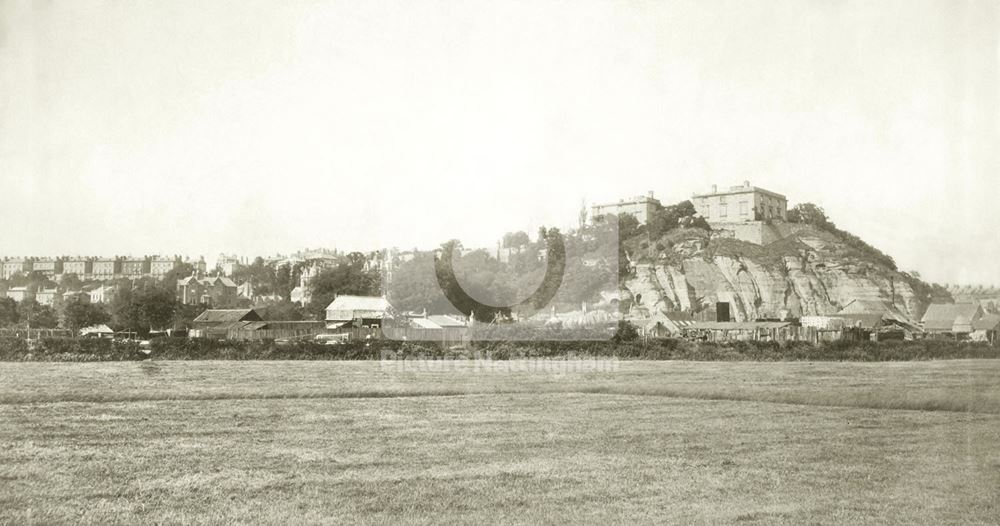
[1,361,999,524]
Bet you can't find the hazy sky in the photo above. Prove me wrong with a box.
[1,0,997,284]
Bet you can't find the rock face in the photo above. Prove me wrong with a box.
[623,225,923,322]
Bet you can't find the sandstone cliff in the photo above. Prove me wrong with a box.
[621,223,929,322]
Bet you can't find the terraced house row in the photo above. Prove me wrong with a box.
[0,256,207,281]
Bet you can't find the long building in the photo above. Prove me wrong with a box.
[692,181,787,224]
[590,192,661,225]
[0,256,206,281]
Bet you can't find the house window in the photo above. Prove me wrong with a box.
[720,204,727,218]
[739,201,748,216]
[704,204,710,217]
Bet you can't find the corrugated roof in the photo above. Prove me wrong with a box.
[921,303,982,331]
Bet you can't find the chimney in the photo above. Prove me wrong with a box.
[711,184,717,193]
[744,180,751,188]
[647,191,654,199]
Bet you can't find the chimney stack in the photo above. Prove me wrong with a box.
[744,180,751,188]
[711,184,718,193]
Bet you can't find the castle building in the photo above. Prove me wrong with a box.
[590,191,661,225]
[692,182,787,224]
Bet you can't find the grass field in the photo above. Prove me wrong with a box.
[1,360,999,524]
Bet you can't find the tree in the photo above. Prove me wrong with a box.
[787,203,830,227]
[0,298,18,327]
[646,200,706,238]
[617,214,640,241]
[256,301,305,321]
[502,231,530,248]
[60,273,83,291]
[20,299,58,328]
[306,257,380,319]
[62,302,111,333]
[612,321,639,342]
[111,286,177,333]
[161,262,195,284]
[386,252,458,314]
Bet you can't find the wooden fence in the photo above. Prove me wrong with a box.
[223,326,471,346]
[680,326,871,343]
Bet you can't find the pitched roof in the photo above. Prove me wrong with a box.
[687,321,792,331]
[80,324,114,335]
[829,313,886,330]
[427,315,467,327]
[193,309,262,323]
[325,295,391,313]
[411,317,443,329]
[921,303,982,331]
[839,300,898,315]
[973,314,1000,331]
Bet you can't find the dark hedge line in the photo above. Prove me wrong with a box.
[469,339,1000,361]
[0,336,997,362]
[0,338,142,362]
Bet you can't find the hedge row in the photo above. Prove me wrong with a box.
[0,336,997,362]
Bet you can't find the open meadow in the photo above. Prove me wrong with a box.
[1,360,999,524]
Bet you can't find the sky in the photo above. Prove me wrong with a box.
[0,0,997,285]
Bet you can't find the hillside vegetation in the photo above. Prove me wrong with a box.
[619,201,951,321]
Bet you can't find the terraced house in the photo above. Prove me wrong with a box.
[31,258,63,277]
[62,258,93,277]
[91,258,121,280]
[120,258,149,278]
[1,259,30,279]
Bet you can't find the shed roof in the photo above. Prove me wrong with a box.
[325,295,391,313]
[973,314,1000,331]
[828,313,885,330]
[839,300,899,316]
[686,321,792,331]
[427,315,467,327]
[80,324,114,335]
[411,317,443,329]
[921,303,982,331]
[193,309,262,324]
